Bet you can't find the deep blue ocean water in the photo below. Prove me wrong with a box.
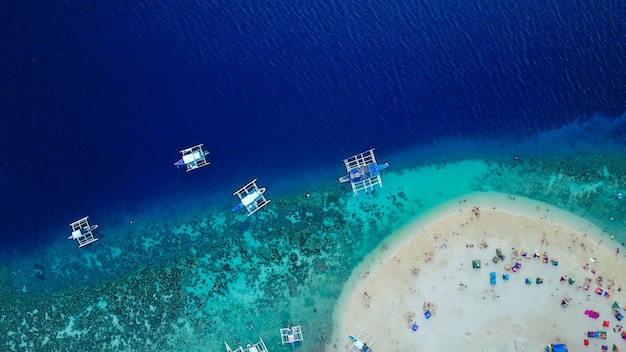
[2,0,625,256]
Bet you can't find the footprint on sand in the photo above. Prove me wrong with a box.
[511,324,523,335]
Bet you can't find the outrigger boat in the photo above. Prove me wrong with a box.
[174,144,210,172]
[280,324,303,349]
[339,148,389,196]
[68,216,99,248]
[232,179,271,216]
[348,328,375,352]
[224,337,268,352]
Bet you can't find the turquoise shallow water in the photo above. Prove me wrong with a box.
[2,120,626,351]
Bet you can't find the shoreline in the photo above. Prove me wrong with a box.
[330,193,626,351]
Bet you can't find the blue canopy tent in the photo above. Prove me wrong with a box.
[552,343,568,352]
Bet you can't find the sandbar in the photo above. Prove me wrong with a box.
[331,196,626,351]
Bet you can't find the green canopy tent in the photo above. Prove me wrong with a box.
[612,302,622,310]
[472,260,481,269]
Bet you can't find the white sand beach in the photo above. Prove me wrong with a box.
[331,195,626,352]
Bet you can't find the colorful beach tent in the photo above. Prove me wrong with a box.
[585,309,600,319]
[613,302,622,310]
[552,343,568,352]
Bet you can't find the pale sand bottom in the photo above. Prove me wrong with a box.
[332,206,626,352]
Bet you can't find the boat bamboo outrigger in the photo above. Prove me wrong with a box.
[348,328,375,352]
[224,337,268,352]
[67,216,99,248]
[339,148,389,196]
[174,144,210,172]
[280,324,303,349]
[232,179,270,216]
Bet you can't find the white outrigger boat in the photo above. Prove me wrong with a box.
[348,328,375,352]
[280,324,304,349]
[67,216,99,248]
[174,144,210,172]
[224,337,268,352]
[339,148,389,196]
[232,179,271,216]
